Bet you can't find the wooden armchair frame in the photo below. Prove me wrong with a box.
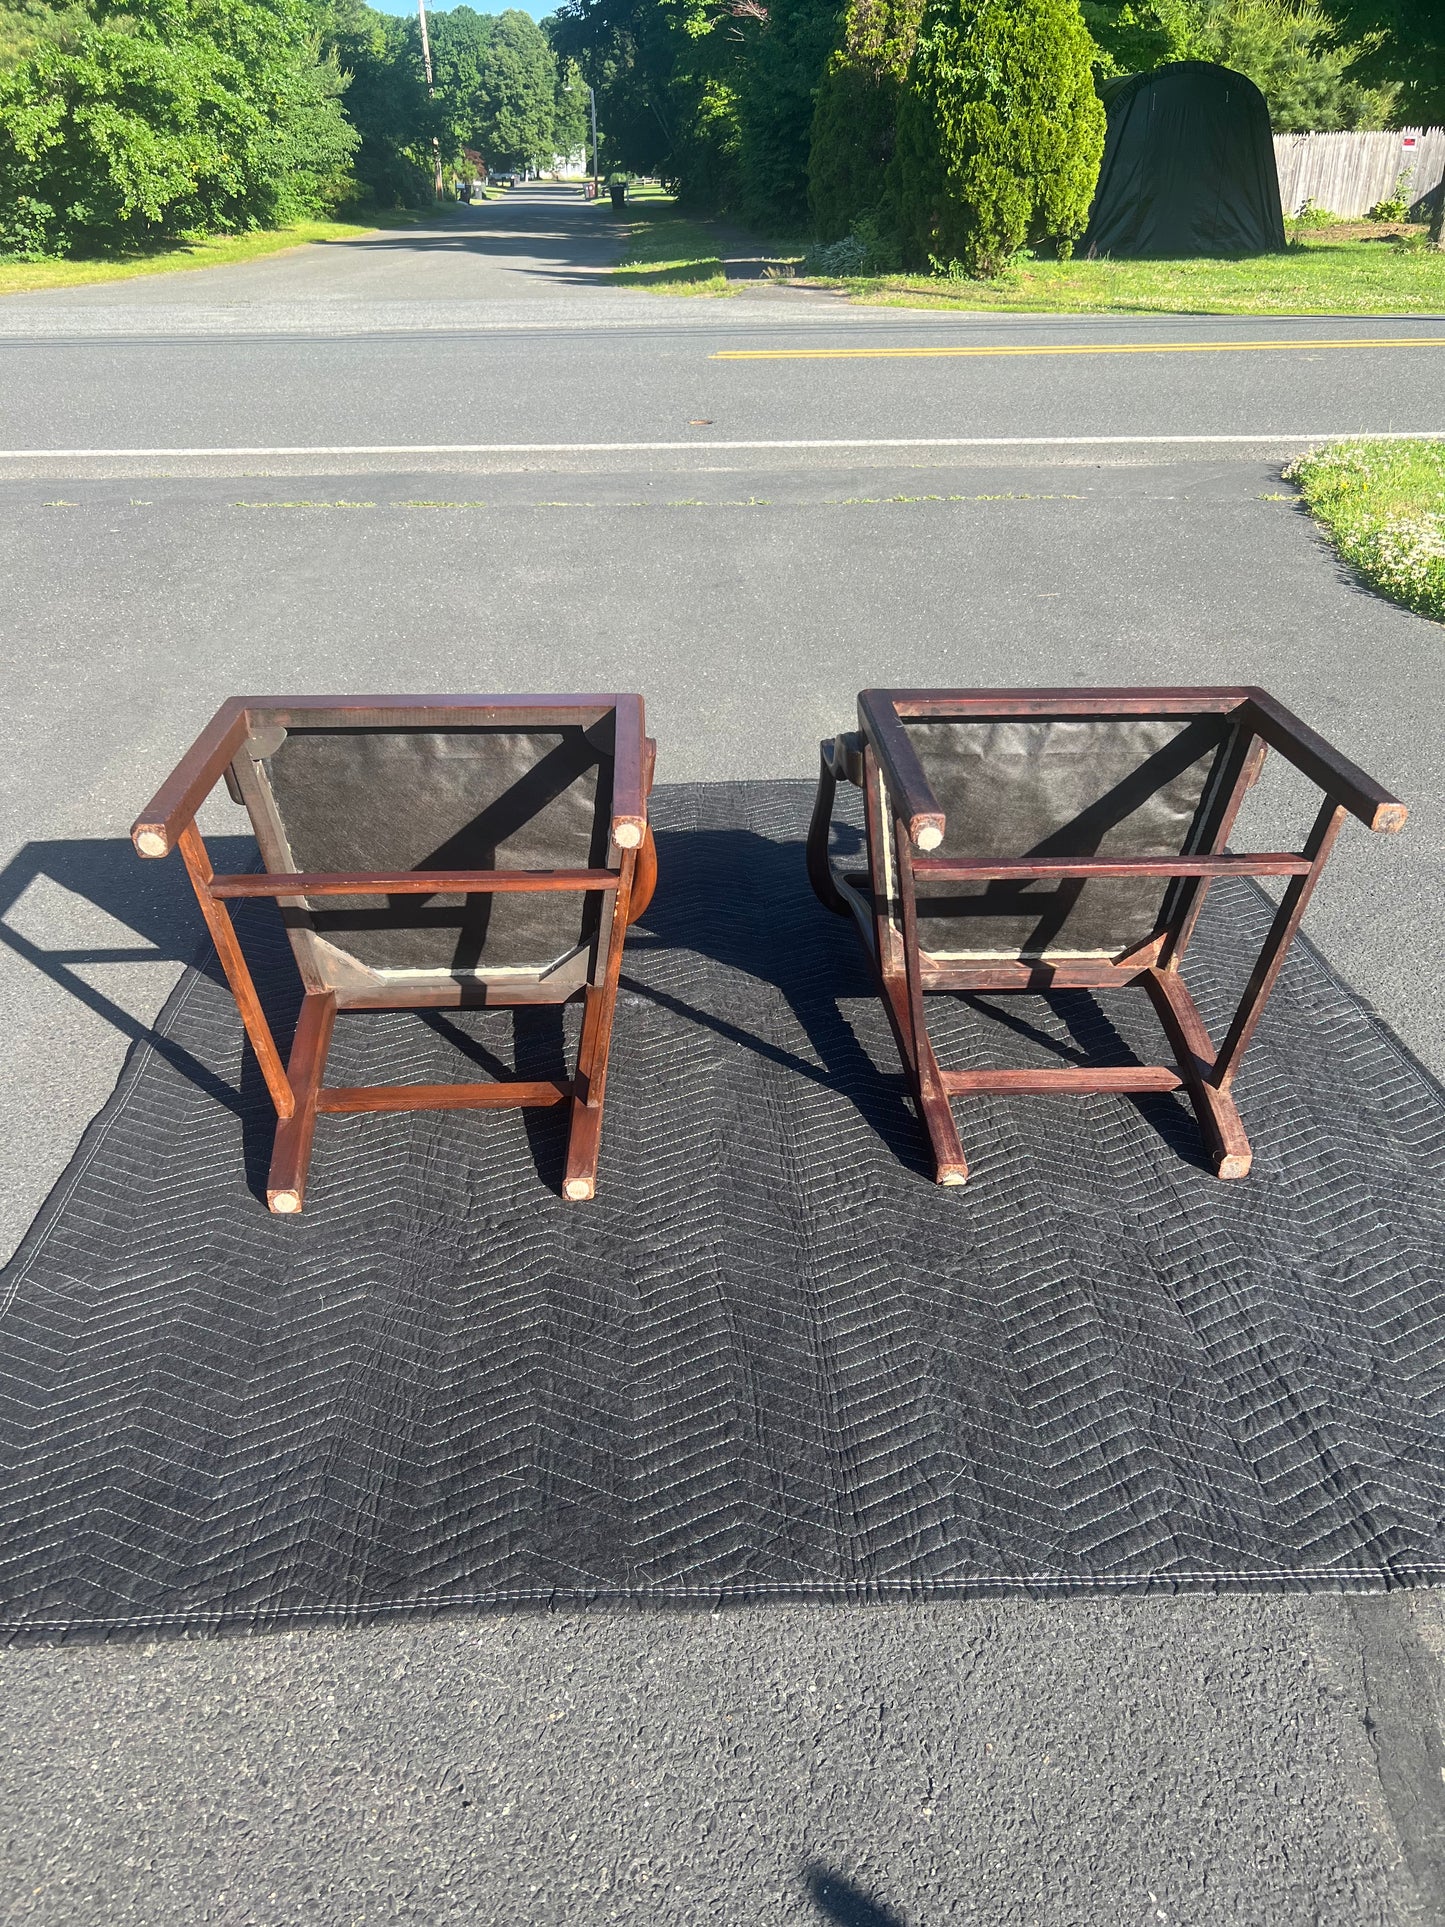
[806,686,1406,1186]
[133,695,657,1213]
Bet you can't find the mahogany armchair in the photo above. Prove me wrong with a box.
[806,686,1406,1185]
[133,695,657,1212]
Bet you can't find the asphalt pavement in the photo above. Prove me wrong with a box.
[2,184,1444,1927]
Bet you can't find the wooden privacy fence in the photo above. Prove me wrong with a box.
[1274,129,1445,219]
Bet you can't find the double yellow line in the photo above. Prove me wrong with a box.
[712,336,1445,360]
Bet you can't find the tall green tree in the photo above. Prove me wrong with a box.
[809,0,923,239]
[1192,0,1392,130]
[1318,0,1445,124]
[891,0,1105,273]
[0,0,359,256]
[314,0,433,205]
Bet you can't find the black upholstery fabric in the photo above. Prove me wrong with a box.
[901,715,1233,959]
[265,726,613,974]
[1083,62,1288,259]
[0,782,1441,1636]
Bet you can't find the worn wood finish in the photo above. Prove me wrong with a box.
[208,868,619,899]
[911,852,1313,882]
[176,823,295,1120]
[564,846,636,1201]
[894,811,969,1184]
[805,685,1405,1185]
[317,1080,570,1113]
[857,691,946,850]
[939,1066,1185,1095]
[137,694,652,1211]
[1143,967,1252,1179]
[267,990,337,1213]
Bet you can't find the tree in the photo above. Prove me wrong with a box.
[1191,0,1393,131]
[809,0,923,240]
[0,0,358,257]
[890,0,1105,274]
[1079,0,1192,77]
[315,0,433,206]
[1317,0,1445,241]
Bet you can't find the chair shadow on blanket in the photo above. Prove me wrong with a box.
[0,809,1215,1213]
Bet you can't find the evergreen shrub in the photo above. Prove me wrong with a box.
[889,0,1104,277]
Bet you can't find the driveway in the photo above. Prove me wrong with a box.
[1,184,1443,1927]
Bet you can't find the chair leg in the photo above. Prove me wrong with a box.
[1143,969,1252,1180]
[267,991,337,1214]
[562,849,636,1201]
[563,985,610,1201]
[806,744,849,914]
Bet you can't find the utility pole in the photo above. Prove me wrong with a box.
[417,0,443,201]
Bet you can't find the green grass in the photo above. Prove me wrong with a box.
[0,209,442,298]
[612,198,734,295]
[805,235,1445,316]
[1286,440,1445,624]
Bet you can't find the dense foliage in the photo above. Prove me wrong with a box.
[0,0,359,254]
[808,0,921,239]
[1,0,1436,266]
[891,0,1104,273]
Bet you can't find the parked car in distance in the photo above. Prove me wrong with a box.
[493,173,516,188]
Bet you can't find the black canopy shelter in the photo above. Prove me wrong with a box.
[1083,61,1287,258]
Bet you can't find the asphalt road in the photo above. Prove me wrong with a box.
[2,184,1444,1927]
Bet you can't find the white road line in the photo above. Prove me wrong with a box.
[0,431,1440,457]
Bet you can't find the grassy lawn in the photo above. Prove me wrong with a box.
[810,232,1445,316]
[0,209,442,298]
[1286,440,1445,624]
[612,195,734,295]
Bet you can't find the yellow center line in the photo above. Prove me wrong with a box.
[711,336,1445,360]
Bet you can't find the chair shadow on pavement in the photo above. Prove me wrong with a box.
[805,1866,910,1927]
[0,834,259,1127]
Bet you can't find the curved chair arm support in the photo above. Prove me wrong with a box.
[806,739,852,915]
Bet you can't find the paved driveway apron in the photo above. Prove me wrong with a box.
[1,186,1443,1927]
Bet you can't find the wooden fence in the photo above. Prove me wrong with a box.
[1273,129,1445,219]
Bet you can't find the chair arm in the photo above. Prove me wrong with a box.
[131,700,251,857]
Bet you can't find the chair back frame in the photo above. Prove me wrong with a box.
[806,685,1406,1185]
[134,695,657,1213]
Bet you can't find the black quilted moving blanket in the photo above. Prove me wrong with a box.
[2,782,1442,1638]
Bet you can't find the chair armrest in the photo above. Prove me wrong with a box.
[610,695,649,849]
[131,700,251,857]
[858,690,946,850]
[1243,690,1407,833]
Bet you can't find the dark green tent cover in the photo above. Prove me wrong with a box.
[1083,62,1287,258]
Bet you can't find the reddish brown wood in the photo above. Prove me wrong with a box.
[176,822,295,1119]
[138,694,650,1211]
[939,1066,1184,1095]
[564,845,637,1201]
[1211,798,1348,1092]
[132,700,250,857]
[1143,968,1252,1178]
[267,990,337,1212]
[317,1080,570,1113]
[911,852,1312,882]
[628,826,659,923]
[806,685,1403,1186]
[894,813,969,1184]
[889,688,1249,718]
[1243,690,1408,832]
[858,691,946,851]
[611,694,649,850]
[208,868,619,899]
